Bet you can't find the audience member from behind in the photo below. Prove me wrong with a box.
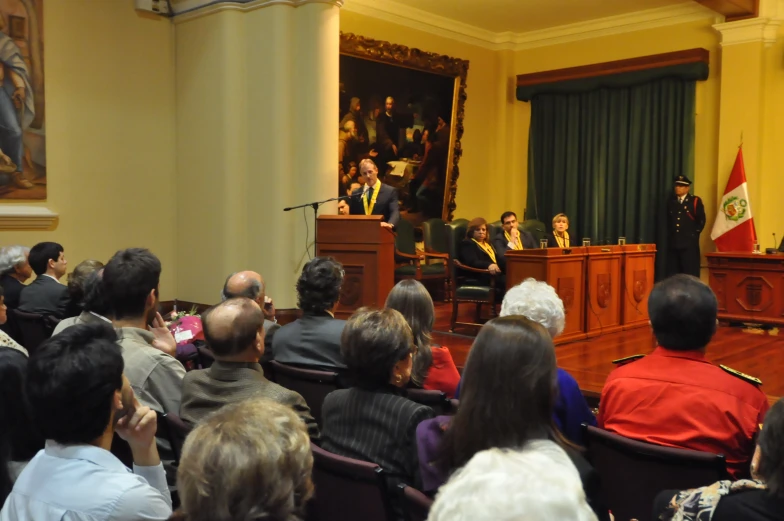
[655,397,784,521]
[52,269,112,335]
[62,259,104,318]
[320,308,434,512]
[272,257,347,372]
[174,399,313,521]
[599,274,769,479]
[0,324,172,521]
[0,245,31,309]
[385,279,460,398]
[0,347,44,504]
[18,241,70,319]
[428,443,598,521]
[221,270,279,357]
[104,248,184,417]
[0,286,27,355]
[180,298,320,439]
[417,316,608,520]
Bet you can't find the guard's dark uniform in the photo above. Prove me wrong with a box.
[667,175,706,277]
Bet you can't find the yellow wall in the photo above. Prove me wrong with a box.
[0,1,178,296]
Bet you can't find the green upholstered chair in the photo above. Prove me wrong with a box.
[522,219,547,244]
[445,220,498,332]
[421,218,451,299]
[394,218,448,288]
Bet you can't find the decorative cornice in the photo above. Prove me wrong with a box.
[0,205,58,230]
[342,0,719,51]
[171,0,343,23]
[713,17,782,46]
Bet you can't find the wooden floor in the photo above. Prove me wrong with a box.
[431,302,784,405]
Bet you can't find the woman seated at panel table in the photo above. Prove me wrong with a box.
[459,218,505,292]
[547,213,573,248]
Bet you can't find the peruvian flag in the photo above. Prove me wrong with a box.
[711,147,757,251]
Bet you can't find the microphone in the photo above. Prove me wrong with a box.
[767,233,778,254]
[775,233,778,249]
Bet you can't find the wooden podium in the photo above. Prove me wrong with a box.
[620,244,656,329]
[316,215,395,319]
[707,251,784,326]
[505,248,588,343]
[585,245,623,336]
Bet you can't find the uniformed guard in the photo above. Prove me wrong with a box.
[667,175,706,277]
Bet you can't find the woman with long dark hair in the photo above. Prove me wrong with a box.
[416,316,608,520]
[385,280,459,398]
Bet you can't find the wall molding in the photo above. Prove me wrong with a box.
[714,16,782,46]
[342,0,719,51]
[171,0,343,24]
[0,205,58,230]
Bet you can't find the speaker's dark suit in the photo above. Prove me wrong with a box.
[271,312,346,372]
[18,275,71,319]
[492,229,537,270]
[349,182,400,227]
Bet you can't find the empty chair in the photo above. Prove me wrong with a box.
[398,484,432,521]
[13,310,58,354]
[583,424,728,521]
[310,443,392,521]
[270,360,339,427]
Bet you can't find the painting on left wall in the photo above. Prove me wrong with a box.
[0,0,44,200]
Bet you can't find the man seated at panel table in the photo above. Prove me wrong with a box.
[598,274,769,479]
[492,211,538,271]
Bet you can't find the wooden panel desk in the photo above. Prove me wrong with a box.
[707,251,784,326]
[316,215,395,319]
[620,244,656,329]
[585,245,623,336]
[505,247,588,343]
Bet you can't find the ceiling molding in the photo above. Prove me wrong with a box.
[171,0,343,23]
[342,0,720,51]
[0,205,58,231]
[713,16,782,45]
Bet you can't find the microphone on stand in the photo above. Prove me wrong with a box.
[767,233,778,254]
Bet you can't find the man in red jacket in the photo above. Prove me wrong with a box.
[598,274,768,479]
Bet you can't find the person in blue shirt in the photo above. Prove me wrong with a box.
[454,278,596,445]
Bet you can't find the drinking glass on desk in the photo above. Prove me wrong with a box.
[582,238,591,247]
[618,237,626,246]
[540,239,548,249]
[753,241,761,253]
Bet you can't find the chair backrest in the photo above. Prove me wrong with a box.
[406,388,454,416]
[486,220,501,242]
[445,220,468,280]
[398,484,433,521]
[270,361,339,426]
[395,218,417,258]
[13,310,58,354]
[195,344,215,369]
[110,433,134,468]
[422,218,448,255]
[583,425,728,521]
[522,219,547,243]
[156,411,193,465]
[310,442,392,521]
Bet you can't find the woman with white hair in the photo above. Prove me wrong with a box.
[0,245,31,310]
[453,278,596,444]
[427,442,598,521]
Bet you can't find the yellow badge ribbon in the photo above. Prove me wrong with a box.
[472,239,497,264]
[505,231,523,250]
[555,231,570,248]
[363,184,381,215]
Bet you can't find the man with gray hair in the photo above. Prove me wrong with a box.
[0,245,31,310]
[456,278,596,444]
[221,270,279,359]
[428,441,598,521]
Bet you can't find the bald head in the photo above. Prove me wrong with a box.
[222,270,265,305]
[202,297,264,359]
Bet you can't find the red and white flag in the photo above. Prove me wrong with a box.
[711,147,757,252]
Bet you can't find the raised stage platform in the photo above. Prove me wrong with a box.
[432,302,784,406]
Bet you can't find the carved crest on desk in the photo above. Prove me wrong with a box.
[557,277,575,313]
[633,269,646,303]
[597,274,611,308]
[339,265,365,309]
[735,275,772,313]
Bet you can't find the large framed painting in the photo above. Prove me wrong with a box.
[338,32,468,221]
[0,0,45,200]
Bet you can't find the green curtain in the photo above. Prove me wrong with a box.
[526,77,696,280]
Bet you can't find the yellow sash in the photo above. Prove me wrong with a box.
[554,230,570,248]
[363,183,381,215]
[504,231,523,250]
[472,239,497,264]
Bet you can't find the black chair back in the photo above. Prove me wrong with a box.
[310,442,392,521]
[110,433,134,468]
[583,425,728,521]
[522,219,546,243]
[270,361,339,426]
[155,411,193,465]
[398,484,433,521]
[422,218,448,255]
[406,388,455,416]
[445,220,468,282]
[14,310,58,354]
[395,218,417,259]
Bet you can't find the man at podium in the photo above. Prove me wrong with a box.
[349,158,400,229]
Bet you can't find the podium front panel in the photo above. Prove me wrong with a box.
[547,256,587,343]
[585,247,623,336]
[620,245,656,329]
